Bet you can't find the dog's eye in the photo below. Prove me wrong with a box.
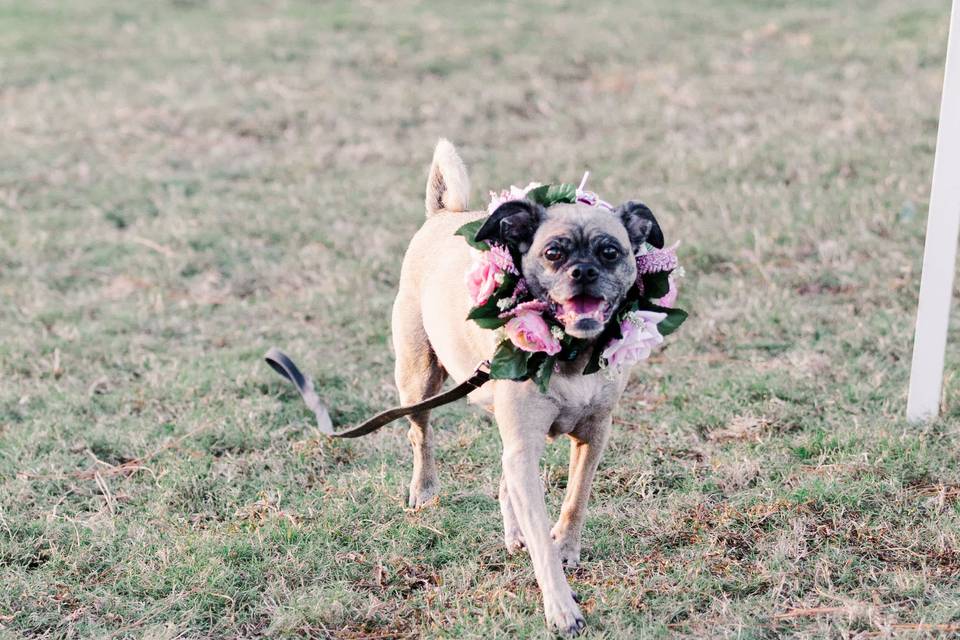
[544,247,565,262]
[599,245,620,262]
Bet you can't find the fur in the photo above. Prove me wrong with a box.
[424,138,471,215]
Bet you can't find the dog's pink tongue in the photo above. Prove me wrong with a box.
[566,295,603,315]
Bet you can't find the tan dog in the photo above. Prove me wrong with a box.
[392,139,662,635]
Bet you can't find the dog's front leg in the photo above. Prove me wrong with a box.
[551,416,611,568]
[496,389,584,636]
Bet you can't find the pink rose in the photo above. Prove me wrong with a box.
[465,245,518,306]
[601,310,667,370]
[499,299,548,318]
[504,306,562,355]
[466,259,500,306]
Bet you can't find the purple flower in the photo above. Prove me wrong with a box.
[576,191,597,206]
[575,172,613,211]
[635,245,678,275]
[487,244,517,274]
[513,277,529,299]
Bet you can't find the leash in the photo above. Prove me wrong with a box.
[264,347,491,438]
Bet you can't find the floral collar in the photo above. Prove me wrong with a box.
[454,175,687,392]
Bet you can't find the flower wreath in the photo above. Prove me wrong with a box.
[454,175,688,392]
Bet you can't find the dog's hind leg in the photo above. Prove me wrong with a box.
[393,298,447,509]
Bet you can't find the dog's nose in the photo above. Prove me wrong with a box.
[569,263,599,283]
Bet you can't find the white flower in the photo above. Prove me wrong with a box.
[600,310,667,372]
[487,182,542,214]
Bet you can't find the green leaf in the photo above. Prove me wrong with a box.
[454,218,489,250]
[641,270,671,299]
[466,295,502,320]
[489,341,531,380]
[525,183,577,208]
[471,315,507,329]
[523,185,550,205]
[557,335,586,362]
[657,307,688,336]
[497,273,517,294]
[532,356,555,392]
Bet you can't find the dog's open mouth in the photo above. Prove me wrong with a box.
[556,294,613,334]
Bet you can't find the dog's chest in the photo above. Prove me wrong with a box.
[547,373,623,436]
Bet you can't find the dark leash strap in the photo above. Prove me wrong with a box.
[264,347,491,438]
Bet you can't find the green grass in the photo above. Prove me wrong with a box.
[2,0,959,637]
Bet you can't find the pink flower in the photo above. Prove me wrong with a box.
[466,255,501,306]
[655,275,679,308]
[601,310,667,370]
[465,245,518,306]
[635,245,679,275]
[499,299,548,318]
[504,306,562,355]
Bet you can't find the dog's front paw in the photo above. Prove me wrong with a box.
[544,593,586,636]
[407,478,440,509]
[555,541,581,568]
[551,528,581,569]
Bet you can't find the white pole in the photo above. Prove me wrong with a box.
[907,0,960,422]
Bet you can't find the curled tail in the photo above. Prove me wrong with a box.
[424,138,471,216]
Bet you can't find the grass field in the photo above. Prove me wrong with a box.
[2,0,960,637]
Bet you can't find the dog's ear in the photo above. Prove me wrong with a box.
[616,201,664,250]
[475,200,545,252]
[425,138,470,215]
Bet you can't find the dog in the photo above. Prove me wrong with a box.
[391,139,662,635]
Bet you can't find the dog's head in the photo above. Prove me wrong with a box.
[476,199,663,339]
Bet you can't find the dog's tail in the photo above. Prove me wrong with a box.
[424,138,470,216]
